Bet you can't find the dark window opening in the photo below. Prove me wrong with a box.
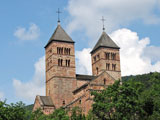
[94,56,96,62]
[97,54,100,60]
[58,59,60,66]
[61,48,63,54]
[58,59,63,66]
[106,52,110,60]
[106,63,110,70]
[68,48,70,55]
[112,64,116,71]
[57,47,64,54]
[68,60,70,67]
[49,49,52,53]
[111,53,116,60]
[63,100,65,105]
[96,67,98,75]
[61,59,63,66]
[66,60,70,67]
[79,100,81,104]
[104,79,106,85]
[64,48,71,55]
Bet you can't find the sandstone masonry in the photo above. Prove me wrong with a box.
[33,22,121,115]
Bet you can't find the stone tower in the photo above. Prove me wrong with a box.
[90,31,121,80]
[44,23,76,108]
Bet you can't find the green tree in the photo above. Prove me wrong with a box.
[92,80,144,120]
[49,108,69,120]
[0,101,28,120]
[70,106,86,120]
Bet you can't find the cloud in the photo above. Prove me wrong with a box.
[14,23,40,41]
[75,48,92,75]
[13,56,45,102]
[75,29,160,76]
[66,0,160,45]
[110,28,152,76]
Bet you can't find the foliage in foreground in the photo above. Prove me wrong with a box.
[91,72,160,120]
[1,72,160,120]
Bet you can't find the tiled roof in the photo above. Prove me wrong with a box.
[76,74,96,81]
[45,24,74,48]
[91,31,120,54]
[63,95,85,108]
[73,82,89,94]
[39,96,54,106]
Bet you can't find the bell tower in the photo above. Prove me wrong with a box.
[44,23,76,108]
[90,31,121,80]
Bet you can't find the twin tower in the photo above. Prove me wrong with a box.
[33,22,121,114]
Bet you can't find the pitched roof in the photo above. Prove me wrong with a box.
[76,74,96,81]
[45,24,74,48]
[63,94,85,108]
[39,96,54,106]
[91,31,120,54]
[73,70,115,94]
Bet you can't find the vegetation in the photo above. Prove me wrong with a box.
[1,72,160,120]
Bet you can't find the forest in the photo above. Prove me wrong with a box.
[1,72,160,120]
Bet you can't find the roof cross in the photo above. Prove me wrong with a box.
[56,8,62,23]
[100,16,106,31]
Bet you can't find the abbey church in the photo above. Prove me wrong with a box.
[33,20,121,115]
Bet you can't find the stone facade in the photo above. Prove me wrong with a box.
[33,23,121,115]
[91,47,121,80]
[45,41,76,108]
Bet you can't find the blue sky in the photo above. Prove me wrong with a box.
[0,0,160,105]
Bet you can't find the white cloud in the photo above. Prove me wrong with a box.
[66,0,160,45]
[14,23,40,41]
[110,28,151,76]
[13,56,45,102]
[75,29,160,76]
[76,48,92,75]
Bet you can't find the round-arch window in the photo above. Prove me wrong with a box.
[104,79,106,85]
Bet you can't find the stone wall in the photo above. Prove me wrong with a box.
[45,41,76,108]
[91,47,121,80]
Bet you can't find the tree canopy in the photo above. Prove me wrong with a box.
[1,72,160,120]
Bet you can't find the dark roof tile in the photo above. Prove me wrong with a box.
[39,96,54,106]
[91,32,120,54]
[45,24,74,48]
[76,74,96,81]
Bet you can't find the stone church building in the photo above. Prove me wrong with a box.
[33,21,121,115]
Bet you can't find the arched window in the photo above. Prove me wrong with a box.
[66,60,67,66]
[61,59,63,66]
[58,59,60,66]
[79,100,81,104]
[112,64,116,71]
[104,79,106,85]
[63,100,65,105]
[68,48,70,55]
[96,67,98,75]
[106,52,110,60]
[59,48,61,54]
[64,48,66,54]
[61,48,63,54]
[106,63,110,70]
[68,60,70,67]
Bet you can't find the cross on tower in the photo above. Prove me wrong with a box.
[100,16,106,31]
[56,8,62,23]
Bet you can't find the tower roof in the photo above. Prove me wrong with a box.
[91,31,120,54]
[45,24,74,48]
